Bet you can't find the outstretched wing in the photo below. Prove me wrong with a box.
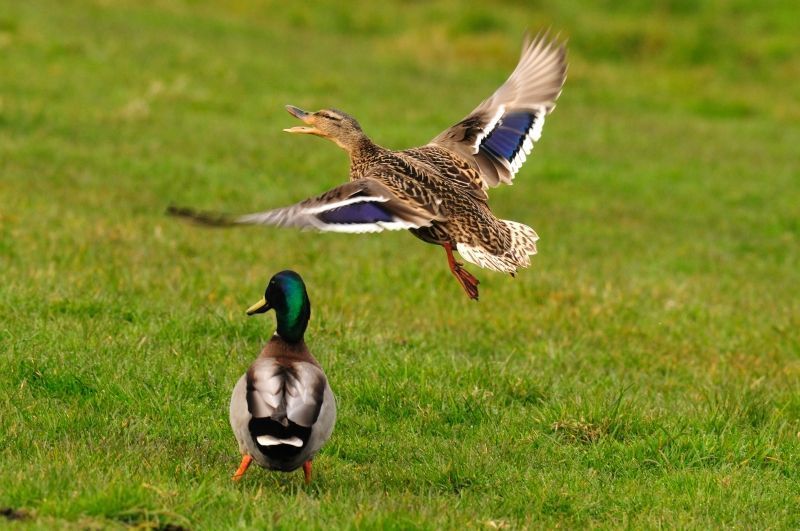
[430,32,567,189]
[168,178,442,234]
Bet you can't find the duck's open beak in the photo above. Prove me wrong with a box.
[246,297,271,315]
[284,105,322,135]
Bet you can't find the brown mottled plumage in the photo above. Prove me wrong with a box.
[169,32,567,299]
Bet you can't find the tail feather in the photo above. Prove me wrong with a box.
[503,219,539,267]
[456,219,538,273]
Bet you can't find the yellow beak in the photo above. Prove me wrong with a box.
[246,297,269,315]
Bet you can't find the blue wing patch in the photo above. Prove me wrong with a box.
[480,112,536,162]
[317,201,394,225]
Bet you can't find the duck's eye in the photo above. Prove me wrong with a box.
[319,112,342,122]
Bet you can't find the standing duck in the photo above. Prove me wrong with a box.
[229,271,336,484]
[170,32,567,300]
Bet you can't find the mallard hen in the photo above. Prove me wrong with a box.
[229,270,336,484]
[170,33,567,300]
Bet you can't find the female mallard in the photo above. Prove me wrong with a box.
[170,33,566,300]
[229,270,336,484]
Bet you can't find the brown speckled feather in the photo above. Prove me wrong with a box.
[170,32,565,293]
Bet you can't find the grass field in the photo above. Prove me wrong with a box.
[2,0,800,528]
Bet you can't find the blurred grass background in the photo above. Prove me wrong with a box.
[1,0,799,528]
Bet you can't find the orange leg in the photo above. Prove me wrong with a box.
[232,454,252,481]
[443,243,480,300]
[303,460,313,485]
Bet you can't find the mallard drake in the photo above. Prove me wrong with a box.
[170,32,566,300]
[229,270,336,484]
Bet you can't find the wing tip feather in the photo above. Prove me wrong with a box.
[166,204,238,227]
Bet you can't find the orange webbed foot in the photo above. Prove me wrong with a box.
[232,454,252,481]
[443,243,480,300]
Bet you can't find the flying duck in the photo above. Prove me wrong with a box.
[170,32,567,300]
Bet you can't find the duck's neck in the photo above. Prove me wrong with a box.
[274,291,310,344]
[347,136,384,179]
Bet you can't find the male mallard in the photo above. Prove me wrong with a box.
[229,270,336,484]
[170,33,566,300]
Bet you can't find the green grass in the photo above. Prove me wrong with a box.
[2,0,800,528]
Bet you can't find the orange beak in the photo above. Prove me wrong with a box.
[283,105,323,135]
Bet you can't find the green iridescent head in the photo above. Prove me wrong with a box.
[246,270,311,343]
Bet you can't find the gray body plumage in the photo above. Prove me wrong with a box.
[229,338,336,472]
